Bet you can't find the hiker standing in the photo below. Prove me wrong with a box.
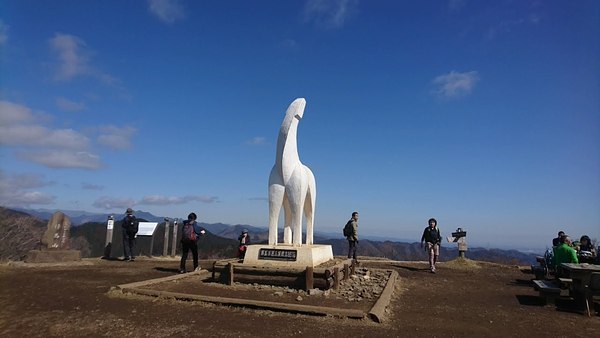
[421,218,442,273]
[179,212,205,273]
[344,211,359,262]
[121,208,138,261]
[238,229,250,259]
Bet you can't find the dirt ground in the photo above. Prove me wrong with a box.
[1,257,599,337]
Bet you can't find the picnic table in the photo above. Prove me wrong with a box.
[560,263,600,315]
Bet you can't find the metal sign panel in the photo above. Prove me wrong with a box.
[137,222,159,236]
[258,248,297,261]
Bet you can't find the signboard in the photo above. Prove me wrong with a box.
[137,222,159,236]
[258,248,297,261]
[107,219,114,230]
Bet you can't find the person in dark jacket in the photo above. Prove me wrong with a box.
[121,208,138,261]
[179,212,205,273]
[421,218,442,273]
[238,229,250,259]
[345,211,359,261]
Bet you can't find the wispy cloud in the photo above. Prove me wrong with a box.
[81,182,104,190]
[56,97,86,112]
[248,197,268,202]
[448,0,467,11]
[148,0,186,24]
[432,70,479,98]
[0,171,56,207]
[246,136,267,146]
[0,20,8,45]
[139,194,219,205]
[17,150,102,170]
[92,196,136,210]
[49,33,120,86]
[97,125,137,150]
[303,0,358,29]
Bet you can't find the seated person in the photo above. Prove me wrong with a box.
[553,235,579,277]
[578,235,596,263]
[578,235,595,254]
[552,230,565,247]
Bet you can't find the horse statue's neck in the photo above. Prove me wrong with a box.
[275,98,305,183]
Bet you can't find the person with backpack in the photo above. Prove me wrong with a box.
[344,211,359,262]
[238,229,250,259]
[421,218,442,273]
[121,208,138,262]
[179,212,205,274]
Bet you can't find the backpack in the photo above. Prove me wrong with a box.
[124,215,138,236]
[343,221,353,237]
[182,221,197,242]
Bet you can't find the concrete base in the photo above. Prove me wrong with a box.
[25,250,81,263]
[242,244,333,268]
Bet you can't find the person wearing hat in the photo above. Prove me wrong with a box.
[122,208,138,261]
[238,229,250,259]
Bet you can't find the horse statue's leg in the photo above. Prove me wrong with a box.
[268,168,285,246]
[304,166,316,245]
[283,194,292,244]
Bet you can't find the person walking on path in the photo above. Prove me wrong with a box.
[179,212,206,273]
[121,208,138,261]
[344,211,359,262]
[421,218,442,273]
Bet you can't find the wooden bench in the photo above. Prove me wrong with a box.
[532,279,561,305]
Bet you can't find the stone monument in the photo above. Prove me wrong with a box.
[25,211,81,263]
[243,98,333,267]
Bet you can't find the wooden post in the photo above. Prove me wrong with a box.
[343,263,349,280]
[458,240,467,258]
[350,261,356,275]
[171,219,178,257]
[162,220,170,256]
[333,267,340,290]
[149,235,154,257]
[305,266,314,291]
[103,215,114,258]
[227,263,234,285]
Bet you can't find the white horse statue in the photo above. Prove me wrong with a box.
[268,98,316,246]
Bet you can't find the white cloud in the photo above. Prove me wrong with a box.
[49,33,120,87]
[56,97,86,112]
[432,70,479,98]
[0,100,35,124]
[0,171,56,207]
[92,196,136,210]
[246,136,267,146]
[304,0,358,29]
[0,20,8,45]
[49,33,89,81]
[139,194,219,205]
[0,100,105,170]
[148,0,186,24]
[97,125,137,150]
[17,150,102,170]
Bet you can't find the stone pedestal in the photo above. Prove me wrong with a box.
[242,244,333,268]
[25,250,81,263]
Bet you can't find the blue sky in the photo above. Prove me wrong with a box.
[1,0,598,251]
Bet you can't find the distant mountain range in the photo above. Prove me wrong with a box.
[2,206,539,265]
